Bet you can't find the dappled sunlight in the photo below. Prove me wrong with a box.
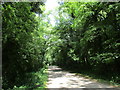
[2,1,120,89]
[47,66,115,88]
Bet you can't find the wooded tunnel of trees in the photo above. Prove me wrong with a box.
[2,1,120,89]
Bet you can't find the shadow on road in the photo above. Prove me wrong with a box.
[47,66,120,89]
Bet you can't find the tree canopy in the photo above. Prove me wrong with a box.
[2,1,120,89]
[47,2,120,83]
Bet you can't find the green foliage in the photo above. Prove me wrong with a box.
[7,68,48,89]
[2,1,120,89]
[2,2,48,89]
[48,2,120,84]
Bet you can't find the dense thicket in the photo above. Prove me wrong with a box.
[48,2,120,83]
[2,1,120,89]
[2,2,47,89]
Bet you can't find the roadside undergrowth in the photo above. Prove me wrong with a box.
[7,67,48,90]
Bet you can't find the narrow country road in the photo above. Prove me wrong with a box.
[47,66,120,89]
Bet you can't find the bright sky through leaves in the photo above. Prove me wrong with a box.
[45,0,60,26]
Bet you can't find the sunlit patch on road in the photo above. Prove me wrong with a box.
[47,66,115,88]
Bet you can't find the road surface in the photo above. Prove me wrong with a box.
[46,66,120,89]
